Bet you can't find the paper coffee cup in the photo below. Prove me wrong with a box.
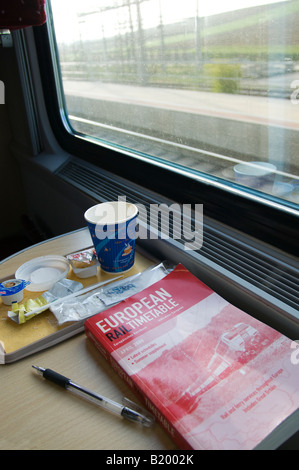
[84,201,138,273]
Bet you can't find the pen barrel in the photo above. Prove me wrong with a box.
[67,383,153,426]
[67,383,123,416]
[43,369,70,388]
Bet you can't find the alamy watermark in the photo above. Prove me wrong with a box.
[0,80,4,105]
[94,196,203,251]
[291,80,299,104]
[290,340,299,365]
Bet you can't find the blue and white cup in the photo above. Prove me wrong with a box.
[84,201,138,273]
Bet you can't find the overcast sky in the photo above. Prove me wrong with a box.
[50,0,289,43]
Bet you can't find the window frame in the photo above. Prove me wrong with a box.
[32,22,298,257]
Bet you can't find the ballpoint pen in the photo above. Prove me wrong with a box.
[32,366,154,427]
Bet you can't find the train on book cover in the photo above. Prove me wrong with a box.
[176,322,271,413]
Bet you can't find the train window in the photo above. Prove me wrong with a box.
[49,0,299,207]
[31,0,299,256]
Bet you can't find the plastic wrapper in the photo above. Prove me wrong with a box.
[67,248,96,266]
[50,261,175,325]
[8,278,83,324]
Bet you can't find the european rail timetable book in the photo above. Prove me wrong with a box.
[84,264,299,450]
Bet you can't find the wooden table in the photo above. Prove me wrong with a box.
[0,228,176,450]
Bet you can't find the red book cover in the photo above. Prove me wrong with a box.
[84,264,299,450]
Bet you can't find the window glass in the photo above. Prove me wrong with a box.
[50,0,299,206]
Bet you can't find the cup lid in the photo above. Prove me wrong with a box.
[15,255,70,292]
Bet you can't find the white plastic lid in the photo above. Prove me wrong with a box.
[15,255,70,292]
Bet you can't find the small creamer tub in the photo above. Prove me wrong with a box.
[0,279,30,305]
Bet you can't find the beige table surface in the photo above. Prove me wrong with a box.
[0,228,176,450]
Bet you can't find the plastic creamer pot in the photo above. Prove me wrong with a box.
[0,279,30,305]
